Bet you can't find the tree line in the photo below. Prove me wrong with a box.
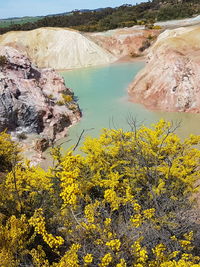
[0,0,200,34]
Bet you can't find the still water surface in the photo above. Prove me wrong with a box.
[60,62,200,150]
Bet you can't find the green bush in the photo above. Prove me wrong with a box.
[0,55,7,67]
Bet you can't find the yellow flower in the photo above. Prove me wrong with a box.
[153,243,166,260]
[84,254,93,264]
[143,208,155,219]
[95,239,104,245]
[116,258,126,267]
[99,253,112,267]
[56,243,81,267]
[104,189,120,210]
[29,209,64,249]
[104,218,111,226]
[133,203,141,212]
[106,239,121,251]
[130,214,142,228]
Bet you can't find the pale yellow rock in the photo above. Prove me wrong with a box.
[151,25,200,53]
[0,27,117,69]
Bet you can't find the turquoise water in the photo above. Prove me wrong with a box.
[60,62,200,150]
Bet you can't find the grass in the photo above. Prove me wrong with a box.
[0,16,41,28]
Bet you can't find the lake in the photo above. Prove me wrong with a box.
[59,61,200,150]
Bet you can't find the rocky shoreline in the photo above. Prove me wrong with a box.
[0,45,81,163]
[2,24,200,165]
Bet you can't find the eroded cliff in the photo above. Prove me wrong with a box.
[129,26,200,113]
[0,45,81,160]
[87,27,160,59]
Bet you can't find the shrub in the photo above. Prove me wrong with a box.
[62,94,73,103]
[68,103,78,111]
[56,100,65,106]
[0,55,7,67]
[0,120,200,266]
[0,131,21,172]
[139,39,151,52]
[17,132,27,140]
[47,94,54,100]
[146,34,154,40]
[152,25,162,30]
[130,51,140,57]
[56,94,73,106]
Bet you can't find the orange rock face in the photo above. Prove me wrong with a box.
[128,26,200,113]
[87,27,160,58]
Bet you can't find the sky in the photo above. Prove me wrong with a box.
[0,0,148,19]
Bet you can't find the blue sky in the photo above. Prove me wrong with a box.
[0,0,148,19]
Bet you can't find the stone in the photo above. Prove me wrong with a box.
[0,45,81,157]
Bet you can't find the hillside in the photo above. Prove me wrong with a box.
[0,28,116,69]
[86,27,160,58]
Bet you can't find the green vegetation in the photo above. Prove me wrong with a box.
[0,55,7,67]
[56,94,73,106]
[1,120,200,266]
[0,0,200,34]
[62,94,73,103]
[47,94,54,100]
[17,132,27,140]
[139,40,151,52]
[0,131,21,172]
[0,16,41,28]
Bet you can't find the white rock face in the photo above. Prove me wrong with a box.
[0,28,117,69]
[155,15,200,28]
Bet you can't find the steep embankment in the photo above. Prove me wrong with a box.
[0,45,81,161]
[129,25,200,113]
[155,15,200,29]
[0,28,116,69]
[87,27,160,59]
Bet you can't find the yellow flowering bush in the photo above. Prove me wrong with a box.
[29,209,64,249]
[0,215,29,266]
[0,131,21,172]
[54,244,81,267]
[0,121,200,266]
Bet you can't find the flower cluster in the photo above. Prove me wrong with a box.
[29,209,64,249]
[1,121,200,266]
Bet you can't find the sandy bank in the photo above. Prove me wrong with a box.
[0,27,117,70]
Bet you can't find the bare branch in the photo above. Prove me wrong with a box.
[73,128,94,151]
